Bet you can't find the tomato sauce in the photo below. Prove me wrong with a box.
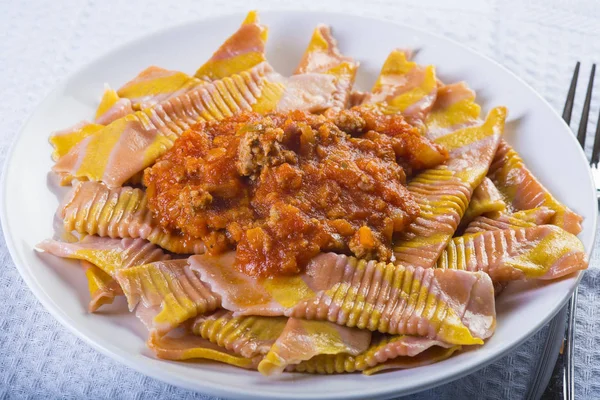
[144,107,447,276]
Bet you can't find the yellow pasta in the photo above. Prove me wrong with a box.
[116,260,220,336]
[193,311,287,358]
[195,11,268,81]
[59,181,205,254]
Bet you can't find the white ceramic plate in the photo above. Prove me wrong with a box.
[2,10,597,400]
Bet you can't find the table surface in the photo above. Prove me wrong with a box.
[1,0,600,399]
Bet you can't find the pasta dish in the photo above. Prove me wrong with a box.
[36,11,588,376]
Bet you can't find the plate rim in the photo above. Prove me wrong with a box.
[1,9,597,400]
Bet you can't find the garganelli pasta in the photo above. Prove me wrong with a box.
[36,10,588,377]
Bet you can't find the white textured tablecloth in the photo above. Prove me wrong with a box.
[1,0,600,398]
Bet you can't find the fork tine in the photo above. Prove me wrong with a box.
[577,64,596,147]
[563,62,580,124]
[590,108,600,166]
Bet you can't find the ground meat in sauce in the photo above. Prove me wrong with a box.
[143,107,448,276]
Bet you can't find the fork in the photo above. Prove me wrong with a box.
[525,62,597,400]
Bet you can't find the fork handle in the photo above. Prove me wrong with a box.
[540,290,578,400]
[527,303,569,399]
[565,289,578,399]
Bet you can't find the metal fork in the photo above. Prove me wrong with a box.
[526,62,597,400]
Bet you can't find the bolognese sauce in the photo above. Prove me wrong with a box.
[144,107,447,276]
